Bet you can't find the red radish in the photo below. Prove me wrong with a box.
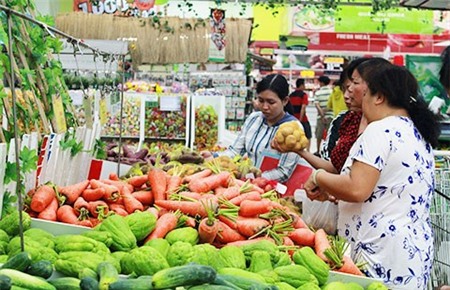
[148,168,167,201]
[31,184,56,212]
[81,188,106,202]
[58,180,90,205]
[289,228,316,247]
[37,197,58,221]
[144,212,178,242]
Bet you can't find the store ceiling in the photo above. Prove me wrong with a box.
[399,0,450,10]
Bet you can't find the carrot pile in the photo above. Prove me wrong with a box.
[26,164,364,276]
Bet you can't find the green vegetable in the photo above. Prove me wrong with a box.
[274,282,296,290]
[98,261,119,290]
[7,237,58,263]
[121,246,169,276]
[151,263,216,289]
[0,230,10,244]
[54,235,109,254]
[80,277,99,290]
[257,270,279,284]
[0,275,11,290]
[215,246,246,270]
[108,277,153,290]
[23,228,55,247]
[124,211,157,242]
[0,242,7,255]
[273,264,318,288]
[189,285,235,290]
[166,241,195,267]
[55,251,106,277]
[239,240,280,265]
[322,281,347,290]
[0,211,31,237]
[273,251,291,268]
[0,256,7,264]
[190,243,218,268]
[346,282,364,290]
[1,252,32,272]
[211,275,243,290]
[0,268,55,290]
[165,227,199,245]
[296,282,321,290]
[214,274,268,290]
[78,268,98,280]
[97,215,137,251]
[81,231,113,248]
[26,260,54,279]
[366,281,389,290]
[217,268,266,284]
[292,246,329,285]
[249,250,273,273]
[143,238,170,257]
[48,277,81,290]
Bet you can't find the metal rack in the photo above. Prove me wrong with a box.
[429,152,450,289]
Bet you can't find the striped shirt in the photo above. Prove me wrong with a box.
[314,86,333,118]
[217,111,301,183]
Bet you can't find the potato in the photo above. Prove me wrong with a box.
[280,126,294,137]
[276,133,285,144]
[292,129,304,140]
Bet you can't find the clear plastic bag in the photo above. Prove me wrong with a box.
[294,189,338,235]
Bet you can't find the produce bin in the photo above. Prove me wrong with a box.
[31,218,91,236]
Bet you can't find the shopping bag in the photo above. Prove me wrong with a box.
[258,151,313,197]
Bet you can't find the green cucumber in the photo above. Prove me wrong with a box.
[0,268,55,290]
[2,252,32,272]
[108,277,153,290]
[151,264,216,289]
[26,260,54,279]
[80,277,99,290]
[215,274,268,290]
[0,274,11,290]
[48,277,81,290]
[97,261,119,290]
[189,285,236,290]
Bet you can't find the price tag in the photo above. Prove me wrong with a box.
[245,173,255,180]
[275,183,287,195]
[300,70,315,78]
[160,95,181,111]
[83,95,93,129]
[52,94,67,133]
[145,95,158,109]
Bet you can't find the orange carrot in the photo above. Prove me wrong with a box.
[57,205,82,225]
[74,196,90,220]
[90,179,120,202]
[102,179,134,193]
[198,217,219,244]
[87,200,109,219]
[214,186,227,196]
[81,187,106,202]
[132,190,153,205]
[229,191,262,206]
[235,217,270,238]
[218,215,237,230]
[31,184,56,212]
[188,171,231,193]
[315,229,331,262]
[109,203,128,217]
[286,212,308,229]
[184,216,197,228]
[283,236,296,257]
[127,175,149,188]
[215,221,246,244]
[37,197,58,221]
[166,175,182,196]
[154,200,207,217]
[144,212,178,242]
[234,179,264,194]
[148,168,167,201]
[109,172,119,181]
[122,188,144,214]
[182,168,212,183]
[176,191,202,200]
[219,186,240,200]
[157,207,169,217]
[239,199,273,217]
[225,236,273,247]
[289,228,316,247]
[58,180,90,205]
[89,217,101,227]
[337,255,364,276]
[146,207,159,219]
[78,219,94,228]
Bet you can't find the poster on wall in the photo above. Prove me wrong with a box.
[209,8,226,62]
[73,0,165,17]
[406,55,449,116]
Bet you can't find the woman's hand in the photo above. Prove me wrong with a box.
[270,139,288,153]
[200,151,214,161]
[304,173,337,203]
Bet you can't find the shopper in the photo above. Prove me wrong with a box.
[304,59,440,289]
[202,73,301,183]
[313,75,333,155]
[327,78,347,117]
[289,78,312,151]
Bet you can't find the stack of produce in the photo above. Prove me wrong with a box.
[195,104,219,151]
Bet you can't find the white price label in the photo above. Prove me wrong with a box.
[245,173,255,180]
[160,95,181,111]
[276,183,287,195]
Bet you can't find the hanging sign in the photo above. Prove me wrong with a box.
[208,8,226,62]
[52,95,67,133]
[73,0,162,17]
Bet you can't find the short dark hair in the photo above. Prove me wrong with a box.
[318,76,330,85]
[256,74,289,100]
[296,78,305,88]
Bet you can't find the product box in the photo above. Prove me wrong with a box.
[227,110,236,120]
[235,108,245,120]
[88,159,132,180]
